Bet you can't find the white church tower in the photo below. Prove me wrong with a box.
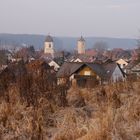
[77,36,86,54]
[44,35,54,56]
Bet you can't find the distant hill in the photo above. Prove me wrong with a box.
[0,33,137,51]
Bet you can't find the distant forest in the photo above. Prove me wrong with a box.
[0,33,137,51]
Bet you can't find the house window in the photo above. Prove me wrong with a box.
[84,71,91,75]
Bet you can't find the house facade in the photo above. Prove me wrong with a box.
[57,62,105,87]
[57,61,125,88]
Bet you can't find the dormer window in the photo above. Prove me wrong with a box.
[107,70,110,73]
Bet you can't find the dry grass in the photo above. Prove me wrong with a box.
[0,81,140,140]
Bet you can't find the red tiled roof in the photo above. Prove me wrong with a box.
[85,49,97,56]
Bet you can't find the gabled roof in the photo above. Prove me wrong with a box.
[85,49,97,57]
[49,60,60,66]
[69,54,93,63]
[0,65,7,74]
[86,63,106,78]
[131,62,140,72]
[57,62,106,78]
[57,62,84,77]
[124,61,139,70]
[40,53,54,61]
[57,61,125,80]
[103,62,125,79]
[103,62,117,80]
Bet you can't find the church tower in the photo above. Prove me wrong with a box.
[77,36,86,54]
[44,35,54,56]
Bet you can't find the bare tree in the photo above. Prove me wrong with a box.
[136,31,140,62]
[93,41,108,53]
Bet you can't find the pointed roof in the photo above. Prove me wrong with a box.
[78,36,85,42]
[57,61,125,80]
[56,62,106,78]
[45,35,53,42]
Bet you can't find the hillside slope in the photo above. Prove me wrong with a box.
[0,33,137,51]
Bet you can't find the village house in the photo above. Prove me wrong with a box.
[40,55,62,71]
[131,62,140,77]
[57,61,125,88]
[116,58,128,69]
[103,61,125,83]
[125,61,140,78]
[48,60,60,71]
[57,62,105,87]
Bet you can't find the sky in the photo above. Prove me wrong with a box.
[0,0,140,38]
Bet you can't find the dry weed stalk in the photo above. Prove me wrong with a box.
[0,79,139,140]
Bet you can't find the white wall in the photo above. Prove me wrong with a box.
[77,41,85,54]
[44,42,54,54]
[49,61,60,71]
[111,65,124,82]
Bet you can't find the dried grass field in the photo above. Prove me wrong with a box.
[0,80,140,140]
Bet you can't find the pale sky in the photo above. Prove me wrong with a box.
[0,0,140,38]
